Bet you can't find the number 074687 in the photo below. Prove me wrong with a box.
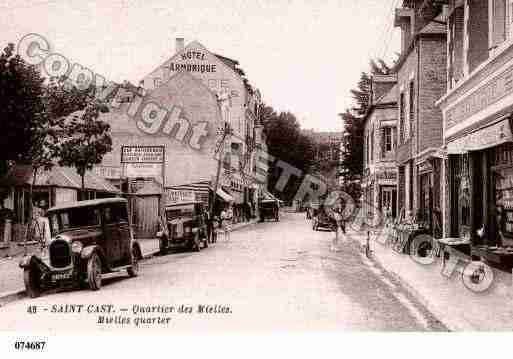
[14,341,46,350]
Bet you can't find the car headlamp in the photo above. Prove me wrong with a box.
[71,241,83,254]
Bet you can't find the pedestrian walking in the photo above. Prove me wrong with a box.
[244,202,251,222]
[206,211,217,244]
[331,208,343,252]
[220,205,233,241]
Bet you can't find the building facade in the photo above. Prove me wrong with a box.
[435,0,513,266]
[139,39,264,209]
[362,75,398,219]
[93,39,267,234]
[394,0,447,233]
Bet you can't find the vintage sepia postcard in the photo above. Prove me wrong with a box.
[0,0,512,357]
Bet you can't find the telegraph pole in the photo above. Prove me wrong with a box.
[210,121,232,217]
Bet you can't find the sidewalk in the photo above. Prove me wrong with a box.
[0,218,257,307]
[347,229,513,330]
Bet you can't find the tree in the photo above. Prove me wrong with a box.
[350,72,372,116]
[261,105,316,202]
[0,43,45,177]
[58,98,111,200]
[339,58,392,200]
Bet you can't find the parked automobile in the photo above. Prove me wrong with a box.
[258,199,280,222]
[157,201,209,253]
[312,209,337,231]
[306,201,320,219]
[19,198,142,298]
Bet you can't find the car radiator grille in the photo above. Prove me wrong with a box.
[49,239,72,268]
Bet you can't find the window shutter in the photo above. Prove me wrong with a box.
[493,0,507,47]
[381,128,386,158]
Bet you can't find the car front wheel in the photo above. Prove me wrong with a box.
[159,236,168,254]
[127,246,139,277]
[87,253,102,291]
[23,267,41,298]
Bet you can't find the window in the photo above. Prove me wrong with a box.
[492,0,507,48]
[451,154,471,238]
[492,143,513,246]
[104,204,129,224]
[409,81,415,134]
[384,127,392,153]
[363,134,369,165]
[399,93,405,143]
[448,6,464,89]
[56,207,101,232]
[509,0,513,38]
[154,78,161,88]
[370,129,374,162]
[166,204,194,221]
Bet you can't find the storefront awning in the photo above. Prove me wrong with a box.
[446,118,513,154]
[0,165,120,193]
[216,187,234,202]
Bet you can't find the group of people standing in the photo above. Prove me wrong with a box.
[206,204,234,243]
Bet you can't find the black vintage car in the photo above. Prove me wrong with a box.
[157,201,209,253]
[259,199,280,222]
[19,198,142,298]
[312,209,337,231]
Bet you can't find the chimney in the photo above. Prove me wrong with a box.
[175,38,185,53]
[394,8,414,54]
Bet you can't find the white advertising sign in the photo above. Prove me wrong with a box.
[121,146,164,163]
[164,190,196,204]
[125,163,162,178]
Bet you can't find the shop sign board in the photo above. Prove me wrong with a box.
[377,171,397,180]
[125,163,162,178]
[121,146,164,163]
[164,189,196,204]
[446,64,513,129]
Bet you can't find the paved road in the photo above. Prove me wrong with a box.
[0,212,447,331]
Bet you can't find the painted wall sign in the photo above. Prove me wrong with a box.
[165,51,216,73]
[446,65,513,129]
[180,51,207,61]
[168,63,217,73]
[121,146,164,163]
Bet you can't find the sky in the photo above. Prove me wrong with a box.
[1,0,400,131]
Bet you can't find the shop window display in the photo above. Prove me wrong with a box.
[492,143,513,247]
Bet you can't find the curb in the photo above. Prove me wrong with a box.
[364,239,465,331]
[0,220,259,306]
[369,250,458,331]
[344,230,459,330]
